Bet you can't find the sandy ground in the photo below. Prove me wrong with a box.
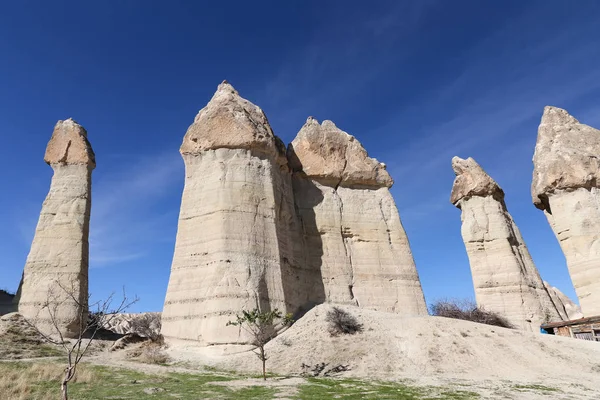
[5,305,600,399]
[160,304,600,399]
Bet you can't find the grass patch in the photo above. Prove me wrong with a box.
[0,360,488,400]
[0,361,276,399]
[513,383,560,393]
[296,377,480,399]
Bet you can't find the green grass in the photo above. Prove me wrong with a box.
[296,377,480,399]
[0,361,277,400]
[513,383,560,393]
[0,361,484,400]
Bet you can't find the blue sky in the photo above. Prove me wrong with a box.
[1,1,599,312]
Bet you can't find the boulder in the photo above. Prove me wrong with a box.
[543,282,584,321]
[531,107,600,317]
[451,157,562,330]
[15,119,94,338]
[288,118,427,315]
[161,82,305,344]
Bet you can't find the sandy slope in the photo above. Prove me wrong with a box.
[205,304,600,397]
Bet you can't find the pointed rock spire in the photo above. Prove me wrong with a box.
[450,157,503,207]
[162,82,300,344]
[287,117,392,187]
[451,156,563,330]
[532,106,600,317]
[16,119,94,337]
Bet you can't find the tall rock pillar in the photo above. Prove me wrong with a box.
[451,157,562,330]
[162,82,305,344]
[287,118,427,315]
[16,119,95,338]
[532,106,600,317]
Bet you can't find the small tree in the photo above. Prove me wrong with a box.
[24,280,137,400]
[227,309,293,380]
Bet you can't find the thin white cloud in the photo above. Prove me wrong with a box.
[89,152,183,267]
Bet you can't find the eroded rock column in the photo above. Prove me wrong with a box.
[532,106,600,317]
[451,157,562,330]
[16,119,94,338]
[161,82,306,344]
[288,118,427,315]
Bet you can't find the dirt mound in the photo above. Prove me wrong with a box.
[0,313,61,359]
[220,304,600,389]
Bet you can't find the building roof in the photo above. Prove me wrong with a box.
[542,315,600,329]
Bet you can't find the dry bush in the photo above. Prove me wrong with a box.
[136,342,170,365]
[326,307,363,336]
[430,299,514,329]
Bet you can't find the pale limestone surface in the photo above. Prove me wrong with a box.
[543,282,584,321]
[532,107,600,317]
[451,157,562,330]
[16,119,94,338]
[162,83,305,345]
[289,118,427,314]
[100,312,162,338]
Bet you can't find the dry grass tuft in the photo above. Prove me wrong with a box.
[0,362,96,400]
[326,307,364,336]
[127,340,170,365]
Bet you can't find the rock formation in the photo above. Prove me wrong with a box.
[451,157,562,330]
[15,119,94,337]
[100,312,162,338]
[532,106,600,317]
[288,118,427,315]
[161,82,306,345]
[543,282,584,321]
[0,290,15,316]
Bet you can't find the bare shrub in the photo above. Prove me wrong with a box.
[430,299,514,329]
[301,362,351,377]
[326,307,363,336]
[23,281,137,400]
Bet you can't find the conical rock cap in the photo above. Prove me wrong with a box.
[532,106,600,210]
[450,156,503,207]
[44,118,95,168]
[180,81,286,165]
[287,117,392,187]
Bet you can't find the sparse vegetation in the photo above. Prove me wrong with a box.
[0,361,484,399]
[430,299,514,329]
[513,383,560,392]
[227,309,293,380]
[326,307,363,336]
[136,342,171,365]
[0,315,62,359]
[23,281,137,400]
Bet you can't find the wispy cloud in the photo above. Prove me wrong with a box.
[378,10,600,214]
[89,152,183,267]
